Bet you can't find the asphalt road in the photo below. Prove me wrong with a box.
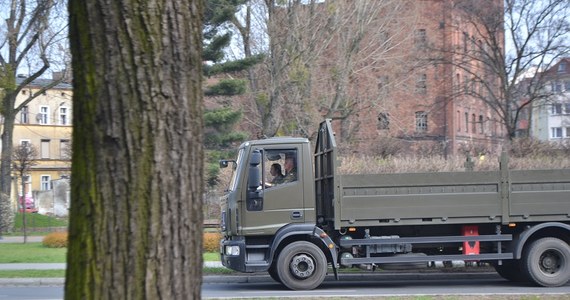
[2,273,570,299]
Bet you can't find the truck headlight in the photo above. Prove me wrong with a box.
[225,245,240,256]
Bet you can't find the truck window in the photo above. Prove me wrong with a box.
[264,149,298,187]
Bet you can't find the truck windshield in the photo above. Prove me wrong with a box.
[228,148,245,191]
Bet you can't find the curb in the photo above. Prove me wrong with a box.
[0,272,499,287]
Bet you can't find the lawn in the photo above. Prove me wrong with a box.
[0,242,219,263]
[0,243,66,263]
[13,213,68,229]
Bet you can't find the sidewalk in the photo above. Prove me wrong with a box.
[0,261,223,270]
[0,236,44,243]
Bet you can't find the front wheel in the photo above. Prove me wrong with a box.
[276,241,328,290]
[522,237,570,287]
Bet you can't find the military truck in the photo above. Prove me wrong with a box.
[219,119,570,290]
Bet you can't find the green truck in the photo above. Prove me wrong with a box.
[219,119,570,290]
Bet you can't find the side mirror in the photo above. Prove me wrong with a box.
[248,151,261,190]
[219,160,229,168]
[247,150,263,211]
[250,150,261,166]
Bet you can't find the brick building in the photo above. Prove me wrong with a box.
[317,0,506,156]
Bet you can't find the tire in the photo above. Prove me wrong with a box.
[276,241,328,290]
[491,260,528,283]
[522,237,570,287]
[268,263,281,283]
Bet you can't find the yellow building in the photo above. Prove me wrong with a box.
[9,75,72,201]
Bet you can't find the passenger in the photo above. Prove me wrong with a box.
[269,163,284,185]
[282,156,297,183]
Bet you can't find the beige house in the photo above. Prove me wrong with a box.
[8,75,72,205]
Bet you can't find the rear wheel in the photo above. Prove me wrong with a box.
[522,237,570,287]
[492,260,528,282]
[268,263,281,283]
[276,241,327,290]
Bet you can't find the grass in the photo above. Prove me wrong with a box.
[0,242,220,264]
[0,270,65,278]
[0,243,66,263]
[13,213,68,229]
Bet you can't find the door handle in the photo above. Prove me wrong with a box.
[291,211,303,219]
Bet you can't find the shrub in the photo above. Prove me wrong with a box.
[203,232,221,252]
[42,232,68,248]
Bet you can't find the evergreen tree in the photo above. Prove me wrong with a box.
[203,0,263,186]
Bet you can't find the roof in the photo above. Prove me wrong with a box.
[241,137,309,148]
[15,76,72,90]
[542,58,570,78]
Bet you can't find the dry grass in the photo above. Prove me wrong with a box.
[337,154,570,174]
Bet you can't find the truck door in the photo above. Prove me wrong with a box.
[241,146,305,235]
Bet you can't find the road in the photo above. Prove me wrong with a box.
[2,273,570,299]
[201,274,570,299]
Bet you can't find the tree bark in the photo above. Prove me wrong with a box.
[66,1,204,299]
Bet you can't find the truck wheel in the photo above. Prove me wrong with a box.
[268,263,281,283]
[491,260,528,282]
[276,241,327,290]
[522,237,570,287]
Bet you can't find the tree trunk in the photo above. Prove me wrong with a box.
[66,1,204,299]
[0,94,17,198]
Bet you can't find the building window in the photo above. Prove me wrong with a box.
[552,103,563,115]
[471,114,476,133]
[463,32,468,53]
[465,112,469,132]
[552,81,563,92]
[41,175,51,191]
[377,75,389,95]
[565,81,570,91]
[552,127,563,138]
[566,127,570,138]
[38,106,49,124]
[415,29,427,47]
[20,106,29,124]
[565,103,570,114]
[457,111,461,132]
[59,107,69,125]
[20,140,30,147]
[559,62,567,73]
[416,74,427,94]
[479,115,484,133]
[415,111,428,132]
[60,139,70,159]
[377,113,389,130]
[41,140,50,159]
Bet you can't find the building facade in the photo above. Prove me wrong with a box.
[325,0,505,156]
[8,75,72,204]
[530,58,570,142]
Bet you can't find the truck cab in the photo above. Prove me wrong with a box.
[219,137,319,272]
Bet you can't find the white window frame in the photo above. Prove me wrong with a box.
[40,175,51,191]
[60,139,70,159]
[40,139,50,159]
[39,106,49,124]
[20,106,29,124]
[59,107,69,125]
[20,140,31,147]
[552,103,563,115]
[551,127,563,138]
[415,111,428,132]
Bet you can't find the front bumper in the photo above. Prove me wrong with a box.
[220,237,270,273]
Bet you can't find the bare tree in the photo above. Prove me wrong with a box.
[0,0,69,212]
[432,0,570,140]
[225,1,421,141]
[320,0,420,141]
[12,143,38,243]
[66,0,204,299]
